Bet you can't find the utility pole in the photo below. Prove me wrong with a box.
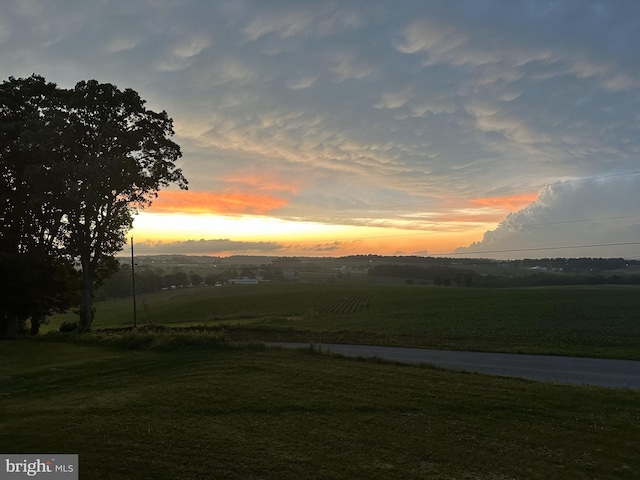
[131,236,137,328]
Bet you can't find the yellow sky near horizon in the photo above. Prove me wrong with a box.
[129,212,490,256]
[128,189,538,256]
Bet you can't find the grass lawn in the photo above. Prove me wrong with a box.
[49,283,640,359]
[1,336,639,479]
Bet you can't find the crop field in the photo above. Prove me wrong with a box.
[49,283,640,359]
[1,337,639,479]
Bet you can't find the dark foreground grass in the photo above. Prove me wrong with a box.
[1,336,639,479]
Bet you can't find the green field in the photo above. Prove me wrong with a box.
[1,337,638,479]
[50,283,640,359]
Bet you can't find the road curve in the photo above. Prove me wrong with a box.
[266,342,640,390]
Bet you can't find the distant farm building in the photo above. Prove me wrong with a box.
[282,269,298,280]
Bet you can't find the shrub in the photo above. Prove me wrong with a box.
[59,321,79,333]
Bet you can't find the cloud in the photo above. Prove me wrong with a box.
[242,7,322,41]
[133,238,284,255]
[221,172,303,195]
[286,75,317,90]
[374,88,414,110]
[0,15,11,44]
[151,1,639,212]
[456,175,640,258]
[241,2,368,41]
[149,190,288,216]
[153,33,212,72]
[104,36,138,54]
[471,193,540,211]
[2,0,640,257]
[286,241,344,253]
[396,17,469,59]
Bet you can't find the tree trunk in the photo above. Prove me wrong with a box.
[30,313,45,336]
[1,314,19,339]
[78,259,95,333]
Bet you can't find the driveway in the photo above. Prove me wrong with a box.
[266,342,640,389]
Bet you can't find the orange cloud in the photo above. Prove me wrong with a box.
[148,190,287,215]
[471,192,538,211]
[442,213,512,226]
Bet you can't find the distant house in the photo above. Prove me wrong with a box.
[228,277,260,285]
[282,269,298,280]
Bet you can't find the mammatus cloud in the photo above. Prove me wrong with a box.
[241,2,368,42]
[286,75,317,90]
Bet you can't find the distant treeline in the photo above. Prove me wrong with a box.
[368,265,640,288]
[500,257,637,272]
[124,254,639,272]
[97,265,284,299]
[358,255,637,271]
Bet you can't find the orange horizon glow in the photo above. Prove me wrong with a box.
[129,210,493,257]
[129,188,532,256]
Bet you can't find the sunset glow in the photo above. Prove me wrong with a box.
[471,193,540,211]
[129,212,491,256]
[129,187,533,257]
[149,190,288,216]
[6,1,638,259]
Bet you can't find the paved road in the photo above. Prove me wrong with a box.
[266,342,640,389]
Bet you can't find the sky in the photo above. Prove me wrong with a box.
[2,0,639,259]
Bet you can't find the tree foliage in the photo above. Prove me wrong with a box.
[0,75,187,336]
[0,75,77,338]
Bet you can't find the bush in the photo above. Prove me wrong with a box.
[61,327,231,351]
[59,321,79,333]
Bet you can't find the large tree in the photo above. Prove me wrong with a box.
[0,76,78,338]
[1,75,187,334]
[58,80,187,332]
[0,76,68,255]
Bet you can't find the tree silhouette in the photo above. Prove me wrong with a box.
[0,76,78,338]
[0,75,187,334]
[59,80,187,332]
